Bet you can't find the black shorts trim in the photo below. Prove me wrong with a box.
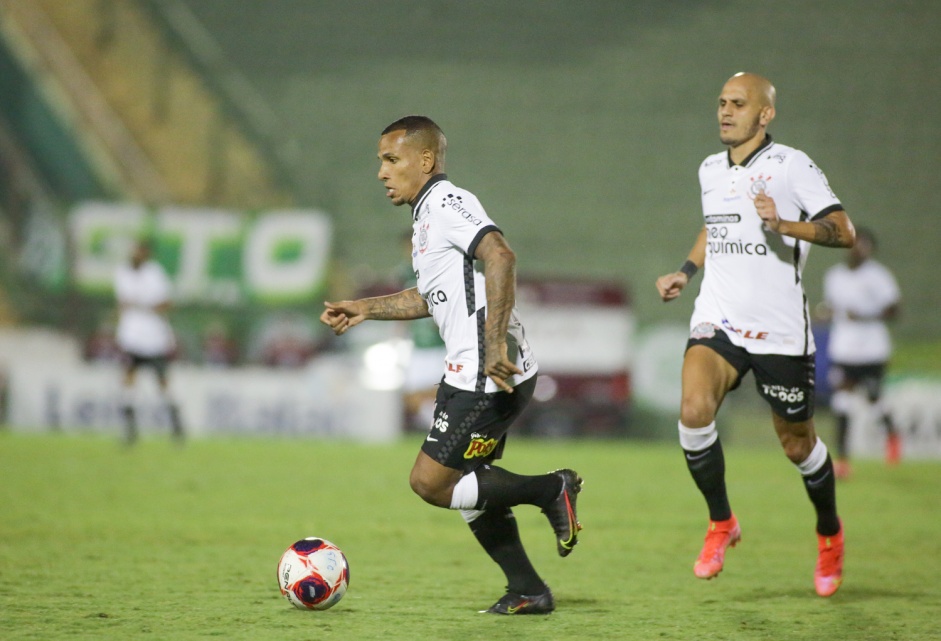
[421,376,536,472]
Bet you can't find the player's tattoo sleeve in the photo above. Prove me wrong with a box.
[482,247,516,349]
[811,217,849,247]
[364,287,430,320]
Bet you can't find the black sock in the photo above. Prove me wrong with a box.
[122,405,137,444]
[834,413,849,458]
[802,455,840,536]
[882,413,897,437]
[474,465,561,511]
[684,438,732,522]
[468,507,545,595]
[168,403,184,440]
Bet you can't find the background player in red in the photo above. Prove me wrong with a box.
[655,73,856,597]
[321,116,582,614]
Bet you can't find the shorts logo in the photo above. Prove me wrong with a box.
[761,385,805,404]
[464,437,498,459]
[691,322,717,340]
[433,412,449,433]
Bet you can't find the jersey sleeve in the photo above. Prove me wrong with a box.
[437,189,501,257]
[787,151,842,220]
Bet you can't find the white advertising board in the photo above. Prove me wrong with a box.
[0,329,400,441]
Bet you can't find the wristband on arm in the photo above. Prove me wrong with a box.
[679,260,699,280]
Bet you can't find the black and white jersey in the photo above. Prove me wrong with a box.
[691,136,842,356]
[114,260,176,357]
[410,174,537,393]
[824,259,899,364]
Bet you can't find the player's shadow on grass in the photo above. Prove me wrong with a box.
[729,586,928,602]
[556,596,606,612]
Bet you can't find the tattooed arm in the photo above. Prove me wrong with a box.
[320,288,430,336]
[475,231,523,393]
[754,190,856,248]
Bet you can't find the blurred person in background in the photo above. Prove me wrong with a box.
[84,317,122,363]
[114,239,184,444]
[201,320,239,368]
[321,115,582,615]
[821,227,901,478]
[655,72,855,597]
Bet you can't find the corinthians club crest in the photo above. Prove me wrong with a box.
[749,173,773,197]
[417,221,431,254]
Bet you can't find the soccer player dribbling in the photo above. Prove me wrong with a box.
[320,116,582,614]
[655,73,855,597]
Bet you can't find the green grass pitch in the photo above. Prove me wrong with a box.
[1,431,939,640]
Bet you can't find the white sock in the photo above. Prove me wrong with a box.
[449,472,479,510]
[678,420,718,451]
[795,438,828,476]
[460,509,485,523]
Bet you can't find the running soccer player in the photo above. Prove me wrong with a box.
[655,73,855,597]
[114,239,184,444]
[823,227,901,478]
[320,115,582,615]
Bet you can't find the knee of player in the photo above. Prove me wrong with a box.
[408,470,450,507]
[679,394,718,428]
[779,432,815,463]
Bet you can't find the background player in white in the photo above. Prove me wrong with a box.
[114,240,183,444]
[320,116,582,615]
[655,73,856,597]
[822,227,901,478]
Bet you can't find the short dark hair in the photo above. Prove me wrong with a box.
[381,115,442,138]
[381,115,447,169]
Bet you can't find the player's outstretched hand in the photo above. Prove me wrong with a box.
[484,342,523,393]
[754,189,781,232]
[656,272,688,302]
[320,300,367,336]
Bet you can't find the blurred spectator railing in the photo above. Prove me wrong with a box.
[1,0,293,208]
[0,0,164,202]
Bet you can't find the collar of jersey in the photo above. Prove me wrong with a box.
[726,134,774,168]
[411,173,448,220]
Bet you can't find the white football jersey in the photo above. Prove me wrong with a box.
[691,137,842,356]
[114,260,176,357]
[411,175,537,393]
[824,259,899,364]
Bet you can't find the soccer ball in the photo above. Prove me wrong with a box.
[277,537,350,610]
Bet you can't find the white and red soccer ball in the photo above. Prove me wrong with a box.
[277,537,350,610]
